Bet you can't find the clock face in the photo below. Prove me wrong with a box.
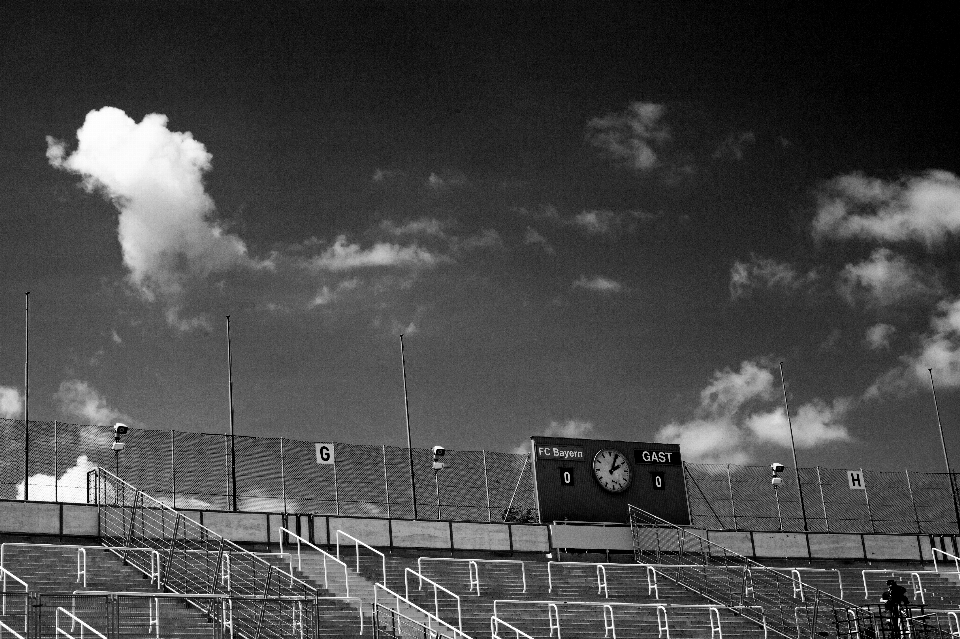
[592,449,632,493]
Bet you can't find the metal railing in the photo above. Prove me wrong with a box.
[86,467,350,639]
[490,616,535,639]
[335,529,387,586]
[279,527,351,597]
[630,504,873,639]
[373,583,472,639]
[55,606,107,639]
[417,557,528,595]
[403,568,462,631]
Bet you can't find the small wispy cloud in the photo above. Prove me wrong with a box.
[308,236,445,271]
[513,418,597,453]
[729,255,815,300]
[865,323,897,350]
[837,248,943,307]
[524,227,556,255]
[586,102,670,172]
[572,275,624,294]
[713,131,757,161]
[380,218,450,239]
[54,379,130,425]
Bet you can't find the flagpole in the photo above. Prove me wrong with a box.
[23,291,29,501]
[400,334,418,519]
[928,369,960,532]
[779,362,808,531]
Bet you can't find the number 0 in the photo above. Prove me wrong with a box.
[654,475,662,488]
[563,471,572,483]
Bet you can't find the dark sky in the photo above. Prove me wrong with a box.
[2,1,959,472]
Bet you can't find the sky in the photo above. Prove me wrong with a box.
[1,2,959,472]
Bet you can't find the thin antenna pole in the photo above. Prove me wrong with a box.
[227,316,238,512]
[928,368,960,532]
[400,334,418,519]
[23,291,29,502]
[779,362,808,531]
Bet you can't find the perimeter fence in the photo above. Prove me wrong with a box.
[4,416,960,533]
[0,417,538,523]
[683,462,960,534]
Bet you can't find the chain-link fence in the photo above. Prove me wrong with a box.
[0,418,538,523]
[684,462,960,534]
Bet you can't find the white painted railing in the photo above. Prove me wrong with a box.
[55,607,107,639]
[404,567,462,631]
[772,567,843,600]
[417,557,527,594]
[373,582,472,639]
[336,529,386,586]
[0,566,27,619]
[933,548,960,576]
[490,616,535,639]
[0,619,26,639]
[547,561,617,597]
[279,527,350,598]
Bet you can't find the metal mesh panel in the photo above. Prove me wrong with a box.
[336,442,390,517]
[235,435,283,512]
[172,431,230,510]
[0,418,26,499]
[281,437,338,514]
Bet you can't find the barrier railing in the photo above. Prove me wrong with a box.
[403,567,462,630]
[547,561,628,597]
[417,557,528,595]
[335,529,386,586]
[55,606,107,639]
[490,616,535,639]
[86,467,331,639]
[629,504,873,639]
[0,618,25,639]
[932,548,960,576]
[279,527,350,597]
[373,582,472,639]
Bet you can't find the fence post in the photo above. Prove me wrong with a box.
[483,450,492,523]
[726,464,738,531]
[862,467,877,533]
[906,469,922,534]
[333,446,340,516]
[816,466,829,533]
[382,445,390,518]
[53,420,59,503]
[171,430,177,509]
[280,437,287,513]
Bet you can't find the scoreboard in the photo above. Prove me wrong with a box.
[531,436,689,525]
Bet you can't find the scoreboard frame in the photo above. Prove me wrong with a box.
[531,436,690,525]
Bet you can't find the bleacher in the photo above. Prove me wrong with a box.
[4,467,960,639]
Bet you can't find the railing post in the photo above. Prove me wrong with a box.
[280,437,287,513]
[816,466,829,533]
[53,421,59,503]
[905,469,922,534]
[483,450,492,523]
[383,445,391,518]
[861,468,877,533]
[726,464,737,531]
[171,430,177,509]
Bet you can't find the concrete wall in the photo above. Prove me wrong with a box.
[0,498,951,561]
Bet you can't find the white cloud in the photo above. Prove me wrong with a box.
[655,360,852,464]
[524,227,556,254]
[1,386,23,418]
[372,168,402,183]
[47,107,263,327]
[380,218,450,238]
[586,102,670,171]
[812,170,960,247]
[55,379,129,425]
[713,131,757,161]
[573,210,622,235]
[745,398,852,448]
[865,324,897,350]
[111,329,123,345]
[309,235,444,271]
[309,278,363,308]
[572,275,624,294]
[837,248,942,307]
[460,229,503,251]
[729,255,814,300]
[544,419,596,439]
[17,455,96,503]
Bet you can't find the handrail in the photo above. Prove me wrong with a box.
[0,566,28,622]
[0,619,25,639]
[55,607,107,639]
[335,529,386,586]
[374,602,457,639]
[76,590,367,635]
[547,561,630,597]
[602,604,615,639]
[417,557,528,595]
[404,567,463,630]
[860,569,940,599]
[548,602,561,639]
[373,582,472,639]
[1,543,163,590]
[279,527,350,598]
[490,616,535,639]
[932,547,960,576]
[646,566,659,598]
[910,572,926,604]
[772,567,844,600]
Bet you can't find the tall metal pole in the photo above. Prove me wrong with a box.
[23,291,29,502]
[400,335,418,519]
[227,316,238,512]
[928,369,960,533]
[779,362,808,531]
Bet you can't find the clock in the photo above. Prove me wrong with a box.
[592,449,632,493]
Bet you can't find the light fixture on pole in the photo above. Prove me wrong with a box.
[771,462,785,532]
[112,423,129,502]
[432,445,445,520]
